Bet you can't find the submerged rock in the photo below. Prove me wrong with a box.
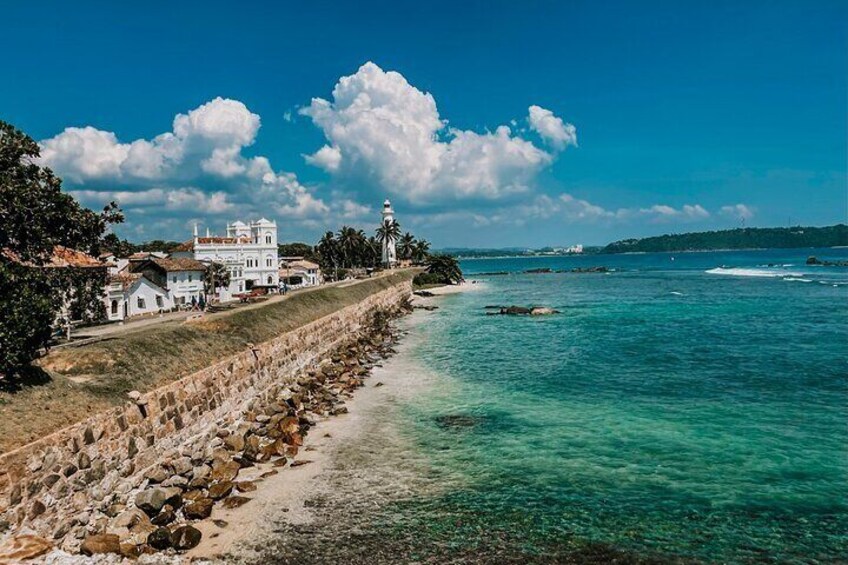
[434,414,484,429]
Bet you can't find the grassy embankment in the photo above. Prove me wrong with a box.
[0,271,414,454]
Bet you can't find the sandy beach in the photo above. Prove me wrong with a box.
[186,283,475,561]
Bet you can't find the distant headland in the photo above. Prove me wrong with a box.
[439,224,848,258]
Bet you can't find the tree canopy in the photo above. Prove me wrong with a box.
[0,120,121,379]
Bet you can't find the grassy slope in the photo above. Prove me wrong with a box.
[0,272,413,454]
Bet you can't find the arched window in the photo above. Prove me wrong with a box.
[111,300,118,315]
[265,232,272,244]
[267,275,273,285]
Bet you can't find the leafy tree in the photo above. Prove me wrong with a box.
[424,254,464,285]
[203,262,231,299]
[278,242,316,260]
[100,233,138,257]
[138,240,183,254]
[0,120,121,378]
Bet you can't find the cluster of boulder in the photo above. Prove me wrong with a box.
[484,305,560,316]
[2,305,410,561]
[806,256,848,267]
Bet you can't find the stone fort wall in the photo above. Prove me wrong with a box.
[0,278,412,543]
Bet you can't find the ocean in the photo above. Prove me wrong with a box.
[250,248,848,564]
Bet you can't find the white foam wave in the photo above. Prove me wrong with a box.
[783,277,812,283]
[670,291,684,296]
[705,267,805,278]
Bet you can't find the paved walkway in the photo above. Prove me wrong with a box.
[56,270,409,347]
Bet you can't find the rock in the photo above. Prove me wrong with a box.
[112,508,151,530]
[530,307,559,315]
[28,499,46,519]
[182,489,206,502]
[212,519,228,528]
[183,498,214,520]
[374,382,384,387]
[504,306,531,315]
[192,464,211,481]
[170,525,202,551]
[147,527,172,550]
[208,481,234,500]
[0,535,53,561]
[160,474,189,488]
[151,508,176,526]
[135,487,182,516]
[235,481,257,493]
[143,465,170,483]
[221,496,251,509]
[127,390,142,401]
[290,460,313,467]
[171,456,193,476]
[224,433,245,452]
[120,543,142,559]
[80,533,121,555]
[260,469,279,478]
[211,460,241,482]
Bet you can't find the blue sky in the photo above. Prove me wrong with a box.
[3,0,846,247]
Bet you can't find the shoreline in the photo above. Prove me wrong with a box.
[185,283,473,561]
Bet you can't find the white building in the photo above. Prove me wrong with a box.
[104,257,206,321]
[381,199,397,268]
[279,258,322,288]
[172,219,279,301]
[105,273,174,321]
[129,257,206,307]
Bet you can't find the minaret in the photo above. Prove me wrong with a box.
[381,199,397,268]
[193,223,199,244]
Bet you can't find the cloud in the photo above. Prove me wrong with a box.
[300,62,574,203]
[39,97,338,239]
[719,203,755,220]
[304,145,342,172]
[528,105,577,149]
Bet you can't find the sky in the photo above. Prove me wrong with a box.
[3,0,846,248]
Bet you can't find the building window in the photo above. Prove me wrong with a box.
[111,300,118,315]
[188,274,193,282]
[172,276,177,283]
[137,297,145,309]
[265,233,272,244]
[266,257,273,267]
[238,283,243,292]
[267,275,273,285]
[156,296,164,308]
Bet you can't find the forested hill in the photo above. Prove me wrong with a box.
[600,225,848,254]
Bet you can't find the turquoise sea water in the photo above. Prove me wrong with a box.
[392,249,847,562]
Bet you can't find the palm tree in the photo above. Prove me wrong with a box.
[398,232,416,261]
[412,239,431,264]
[375,219,401,267]
[365,236,381,268]
[337,226,361,268]
[317,231,339,279]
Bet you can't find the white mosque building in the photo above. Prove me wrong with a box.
[172,218,279,300]
[381,199,398,268]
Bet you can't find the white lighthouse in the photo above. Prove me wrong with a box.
[381,199,398,268]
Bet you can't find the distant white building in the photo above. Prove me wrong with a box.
[279,258,322,288]
[381,199,397,268]
[172,219,279,301]
[105,273,173,321]
[105,257,207,321]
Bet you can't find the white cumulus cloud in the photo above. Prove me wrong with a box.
[528,105,577,149]
[39,97,335,237]
[300,62,575,203]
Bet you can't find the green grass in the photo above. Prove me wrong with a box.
[0,271,413,453]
